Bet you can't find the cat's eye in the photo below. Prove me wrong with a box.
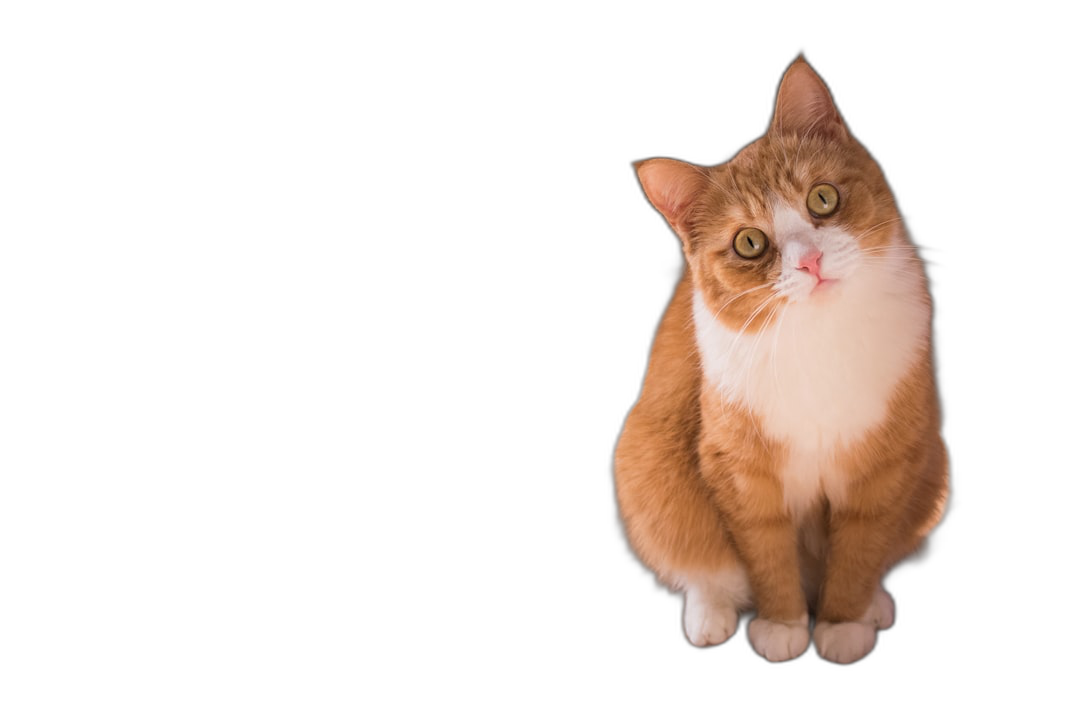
[807,183,840,217]
[733,227,768,259]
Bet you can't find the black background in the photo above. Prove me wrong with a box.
[434,32,1067,690]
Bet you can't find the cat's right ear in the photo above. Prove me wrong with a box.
[634,158,705,238]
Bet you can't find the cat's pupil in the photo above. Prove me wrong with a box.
[818,192,828,206]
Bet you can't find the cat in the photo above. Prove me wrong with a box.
[614,57,948,664]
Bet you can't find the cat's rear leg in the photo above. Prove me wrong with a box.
[679,568,752,647]
[866,584,895,630]
[614,276,752,647]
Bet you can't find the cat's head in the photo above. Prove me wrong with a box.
[636,57,921,331]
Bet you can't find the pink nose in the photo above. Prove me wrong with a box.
[796,250,823,277]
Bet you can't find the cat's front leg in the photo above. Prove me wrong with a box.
[736,506,809,662]
[814,467,908,664]
[706,469,810,662]
[814,583,895,664]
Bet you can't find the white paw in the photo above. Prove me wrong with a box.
[683,591,739,647]
[863,586,895,630]
[813,621,877,664]
[748,616,810,662]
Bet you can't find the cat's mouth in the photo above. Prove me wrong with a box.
[807,277,838,297]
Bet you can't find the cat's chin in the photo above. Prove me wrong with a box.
[791,278,840,305]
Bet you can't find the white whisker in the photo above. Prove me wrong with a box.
[770,302,791,403]
[712,282,774,316]
[738,296,785,455]
[849,217,904,244]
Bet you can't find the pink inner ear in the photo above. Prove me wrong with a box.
[771,59,847,139]
[636,158,704,230]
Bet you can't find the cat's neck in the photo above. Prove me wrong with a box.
[691,237,931,452]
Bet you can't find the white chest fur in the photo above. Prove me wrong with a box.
[692,235,930,513]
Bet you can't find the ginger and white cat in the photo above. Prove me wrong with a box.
[614,57,948,664]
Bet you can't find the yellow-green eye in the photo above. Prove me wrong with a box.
[807,183,840,217]
[733,227,768,259]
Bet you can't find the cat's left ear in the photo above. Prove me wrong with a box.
[770,56,849,141]
[634,158,705,239]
